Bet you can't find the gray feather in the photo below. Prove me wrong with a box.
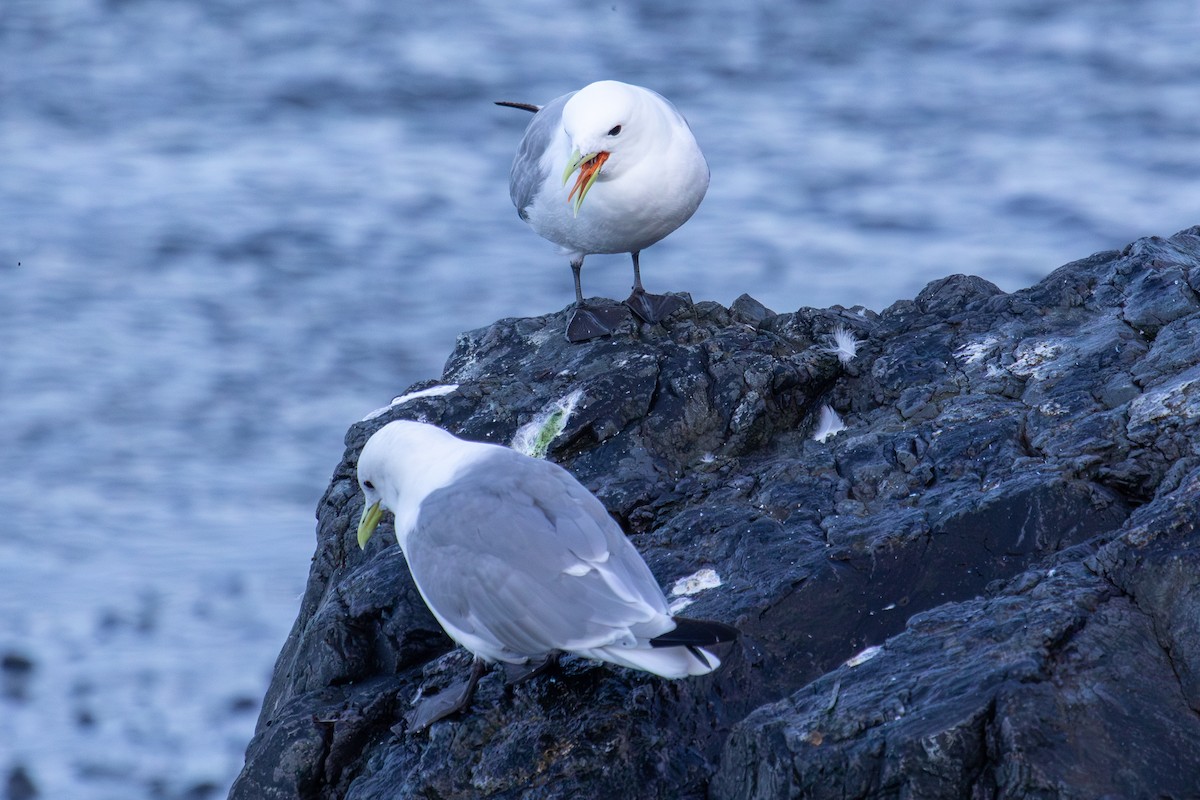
[507,92,573,220]
[405,449,668,661]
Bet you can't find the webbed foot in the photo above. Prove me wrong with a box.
[566,303,630,342]
[404,657,487,733]
[624,289,687,324]
[502,654,558,686]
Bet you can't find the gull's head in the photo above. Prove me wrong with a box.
[355,423,400,549]
[355,420,485,549]
[560,80,647,216]
[355,421,435,549]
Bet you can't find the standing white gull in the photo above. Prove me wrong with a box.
[497,80,710,342]
[356,420,738,730]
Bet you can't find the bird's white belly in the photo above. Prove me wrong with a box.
[527,150,708,258]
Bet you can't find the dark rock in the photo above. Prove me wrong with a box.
[231,226,1200,799]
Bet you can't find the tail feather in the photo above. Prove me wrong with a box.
[650,616,740,649]
[575,617,738,679]
[580,643,720,678]
[495,100,540,113]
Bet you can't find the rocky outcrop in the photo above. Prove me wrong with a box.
[231,227,1200,799]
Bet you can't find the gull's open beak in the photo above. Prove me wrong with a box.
[561,149,610,217]
[357,500,383,549]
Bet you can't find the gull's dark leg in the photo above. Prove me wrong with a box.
[571,258,586,306]
[566,256,628,342]
[631,249,647,294]
[624,250,686,324]
[405,656,488,733]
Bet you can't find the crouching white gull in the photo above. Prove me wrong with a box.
[356,420,738,730]
[497,80,710,342]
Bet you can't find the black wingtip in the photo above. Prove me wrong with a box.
[495,100,540,113]
[686,645,712,669]
[650,617,740,649]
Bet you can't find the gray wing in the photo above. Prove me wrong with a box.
[508,92,573,220]
[405,450,669,658]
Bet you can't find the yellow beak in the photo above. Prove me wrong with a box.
[357,500,383,549]
[561,149,609,217]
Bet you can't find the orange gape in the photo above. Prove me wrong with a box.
[568,151,610,206]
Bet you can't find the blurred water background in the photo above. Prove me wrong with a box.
[1,0,1197,797]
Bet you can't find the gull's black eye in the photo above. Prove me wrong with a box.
[608,124,622,136]
[363,480,375,491]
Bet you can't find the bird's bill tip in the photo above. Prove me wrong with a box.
[561,149,584,186]
[357,500,383,549]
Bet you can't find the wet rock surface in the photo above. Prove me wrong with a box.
[232,227,1200,799]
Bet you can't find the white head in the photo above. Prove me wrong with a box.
[559,80,669,214]
[356,420,490,549]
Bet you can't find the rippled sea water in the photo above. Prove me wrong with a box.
[1,1,1197,796]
